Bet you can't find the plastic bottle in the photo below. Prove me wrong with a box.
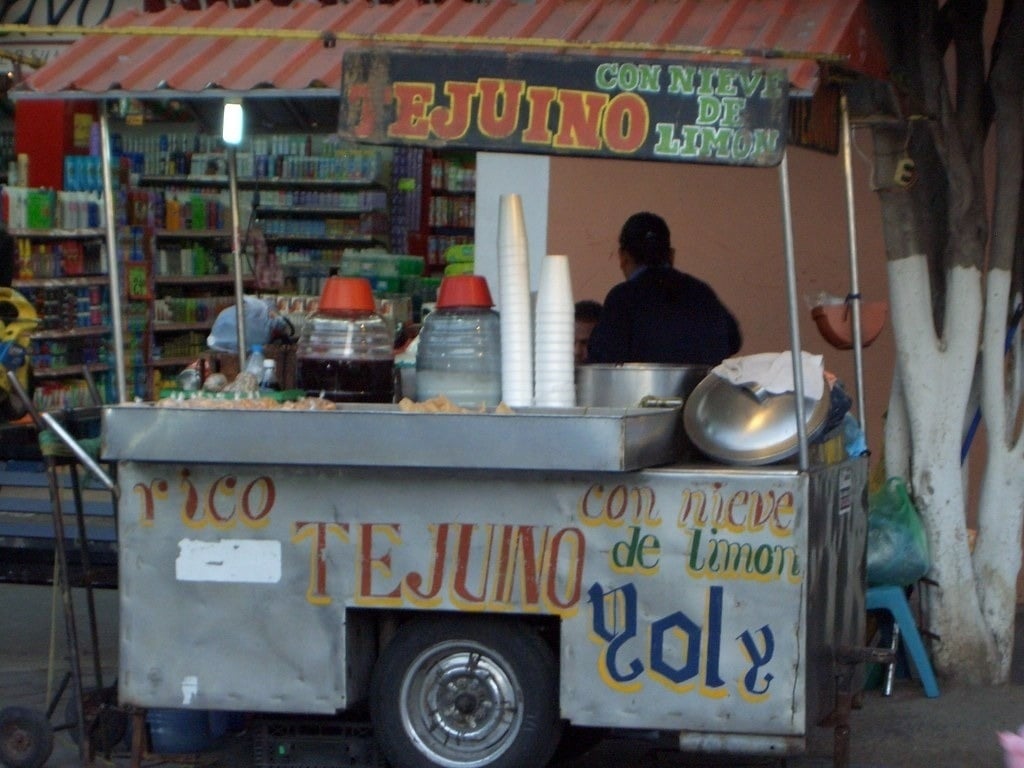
[260,358,279,391]
[244,344,265,379]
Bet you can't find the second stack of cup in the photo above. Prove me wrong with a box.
[497,193,534,407]
[534,254,575,407]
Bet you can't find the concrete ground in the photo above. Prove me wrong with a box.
[2,582,1023,768]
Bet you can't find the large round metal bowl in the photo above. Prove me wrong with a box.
[682,373,832,465]
[576,363,709,407]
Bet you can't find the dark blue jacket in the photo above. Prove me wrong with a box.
[587,265,741,365]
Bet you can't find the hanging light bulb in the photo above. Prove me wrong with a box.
[222,100,244,146]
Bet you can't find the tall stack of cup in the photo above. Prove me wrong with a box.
[534,254,575,407]
[497,193,534,407]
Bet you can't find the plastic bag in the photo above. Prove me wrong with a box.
[207,296,288,353]
[866,477,930,587]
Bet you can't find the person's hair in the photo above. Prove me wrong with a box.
[575,299,602,323]
[619,211,672,267]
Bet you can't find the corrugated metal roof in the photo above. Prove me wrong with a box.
[15,0,886,103]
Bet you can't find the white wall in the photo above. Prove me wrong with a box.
[474,152,549,309]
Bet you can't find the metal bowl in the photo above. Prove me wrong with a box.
[576,363,709,408]
[682,373,832,465]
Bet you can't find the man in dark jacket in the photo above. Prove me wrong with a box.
[587,211,741,366]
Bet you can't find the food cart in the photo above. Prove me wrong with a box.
[4,3,887,767]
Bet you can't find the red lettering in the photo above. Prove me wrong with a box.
[452,523,494,605]
[477,78,524,139]
[603,93,648,153]
[131,479,167,526]
[358,523,402,601]
[179,468,200,524]
[403,523,449,603]
[521,86,557,144]
[547,527,585,610]
[206,475,237,525]
[242,476,274,525]
[293,521,349,605]
[429,81,478,140]
[388,82,435,139]
[552,90,609,150]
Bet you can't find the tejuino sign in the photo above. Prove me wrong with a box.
[339,49,790,167]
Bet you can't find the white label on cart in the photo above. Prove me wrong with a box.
[175,539,282,583]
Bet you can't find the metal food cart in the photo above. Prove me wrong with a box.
[4,4,887,767]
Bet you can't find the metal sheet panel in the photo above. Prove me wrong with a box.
[16,0,887,102]
[117,459,812,738]
[101,402,685,471]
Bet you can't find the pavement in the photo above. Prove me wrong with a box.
[3,582,1024,768]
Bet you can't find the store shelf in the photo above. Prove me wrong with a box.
[30,325,110,340]
[32,362,110,379]
[13,275,109,288]
[154,274,253,286]
[257,205,373,216]
[9,228,105,239]
[155,229,232,239]
[138,175,385,189]
[153,321,214,333]
[264,234,384,245]
[148,356,195,368]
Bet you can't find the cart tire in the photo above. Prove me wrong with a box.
[370,616,561,768]
[64,687,130,752]
[0,707,54,768]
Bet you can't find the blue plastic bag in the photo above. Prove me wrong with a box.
[866,477,930,587]
[207,296,287,353]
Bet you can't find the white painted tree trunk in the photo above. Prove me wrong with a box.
[888,258,997,681]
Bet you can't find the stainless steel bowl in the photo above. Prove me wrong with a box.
[682,374,832,465]
[576,363,709,408]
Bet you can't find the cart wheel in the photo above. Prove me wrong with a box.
[65,688,130,753]
[0,707,54,768]
[370,616,561,768]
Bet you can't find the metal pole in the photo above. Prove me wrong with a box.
[778,153,809,471]
[227,145,247,371]
[99,107,127,403]
[841,94,867,441]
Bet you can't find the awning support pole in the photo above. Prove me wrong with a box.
[841,94,867,442]
[227,145,247,370]
[778,152,809,471]
[99,107,127,403]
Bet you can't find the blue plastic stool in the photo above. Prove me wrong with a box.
[866,585,940,698]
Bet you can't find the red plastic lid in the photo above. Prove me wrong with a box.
[436,275,494,308]
[319,276,375,313]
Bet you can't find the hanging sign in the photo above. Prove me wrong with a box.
[339,49,790,167]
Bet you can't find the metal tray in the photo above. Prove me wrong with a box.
[101,402,683,472]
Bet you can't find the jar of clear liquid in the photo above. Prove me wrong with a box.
[415,276,501,408]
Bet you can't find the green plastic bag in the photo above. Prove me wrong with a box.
[866,477,930,587]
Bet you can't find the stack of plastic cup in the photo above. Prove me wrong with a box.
[534,254,575,407]
[497,193,534,407]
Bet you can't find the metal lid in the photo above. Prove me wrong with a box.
[682,373,832,465]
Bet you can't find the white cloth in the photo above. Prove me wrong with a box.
[712,351,824,401]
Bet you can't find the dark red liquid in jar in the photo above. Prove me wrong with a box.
[298,358,395,403]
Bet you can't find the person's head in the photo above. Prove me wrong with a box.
[617,211,674,278]
[574,299,602,365]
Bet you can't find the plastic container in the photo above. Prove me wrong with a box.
[297,277,395,403]
[146,708,218,754]
[416,275,501,408]
[244,344,266,378]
